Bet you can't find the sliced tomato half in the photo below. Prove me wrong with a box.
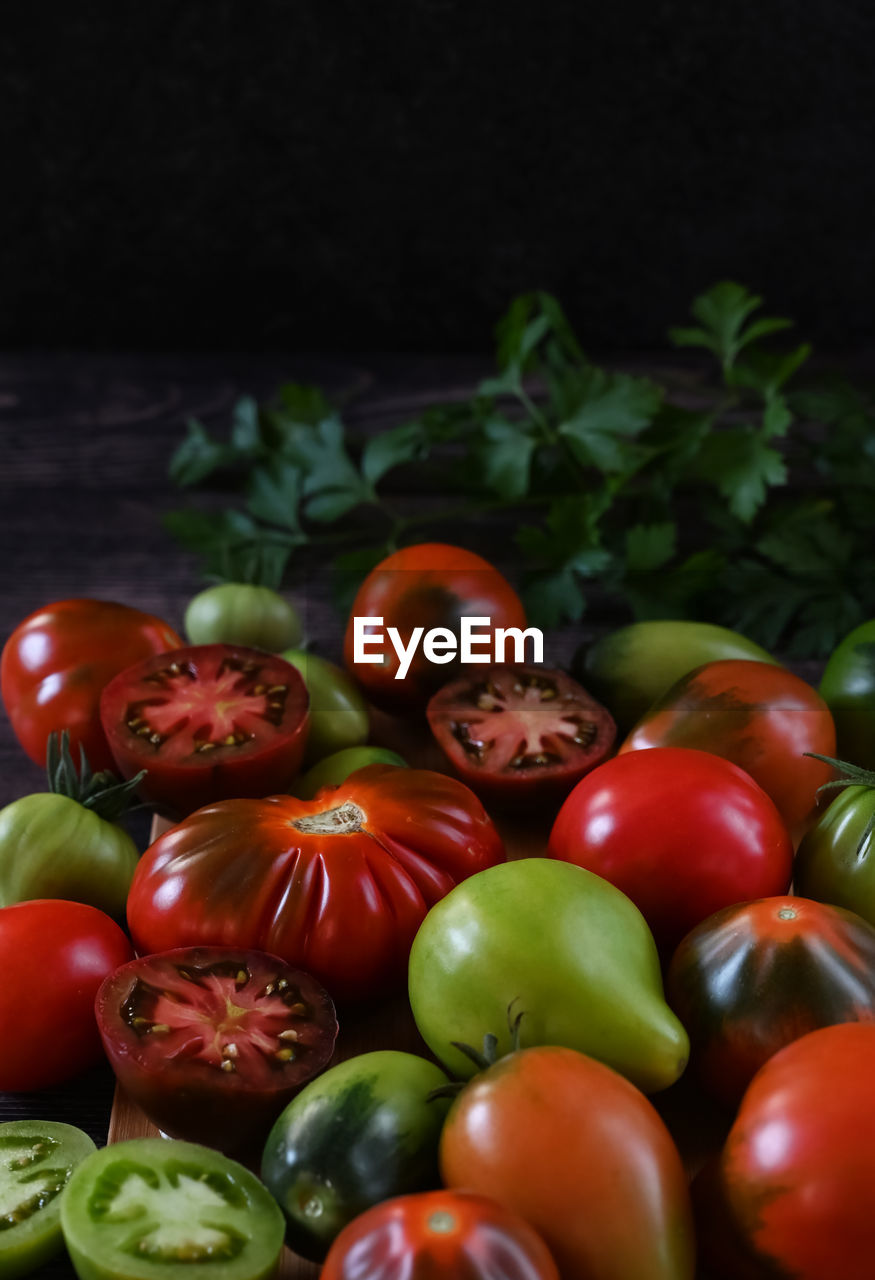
[95,947,338,1158]
[99,644,310,816]
[427,665,616,807]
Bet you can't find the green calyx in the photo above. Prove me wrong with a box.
[46,732,146,823]
[427,1002,526,1100]
[807,752,875,796]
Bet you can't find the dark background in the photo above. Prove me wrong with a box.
[3,0,875,355]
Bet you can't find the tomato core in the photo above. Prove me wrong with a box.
[292,802,365,835]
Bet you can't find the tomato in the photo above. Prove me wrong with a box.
[184,582,303,651]
[408,858,688,1093]
[576,619,777,733]
[440,1046,695,1280]
[343,542,528,714]
[426,665,615,807]
[721,1023,875,1279]
[261,1050,451,1261]
[819,618,875,769]
[0,1121,96,1280]
[127,764,504,1002]
[281,648,370,764]
[0,899,133,1091]
[60,1137,285,1280]
[794,781,875,924]
[547,747,793,951]
[292,746,407,799]
[1,598,182,771]
[667,896,875,1106]
[320,1189,560,1280]
[99,643,310,817]
[95,947,338,1158]
[619,658,835,843]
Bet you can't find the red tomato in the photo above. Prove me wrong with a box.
[668,896,875,1106]
[320,1189,560,1280]
[440,1046,695,1280]
[126,764,505,1001]
[99,644,310,817]
[426,665,616,808]
[0,899,133,1090]
[1,598,182,771]
[547,747,793,951]
[343,543,528,714]
[95,947,337,1158]
[620,658,836,843]
[722,1023,875,1279]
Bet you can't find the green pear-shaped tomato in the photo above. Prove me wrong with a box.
[281,649,370,765]
[292,746,407,799]
[408,859,688,1093]
[819,619,875,771]
[576,620,778,732]
[185,583,303,652]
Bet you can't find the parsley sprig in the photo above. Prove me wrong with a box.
[165,282,875,656]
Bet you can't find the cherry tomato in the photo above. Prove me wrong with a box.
[184,582,303,651]
[320,1190,560,1280]
[1,599,182,771]
[619,658,835,843]
[343,542,528,714]
[426,665,615,808]
[721,1023,875,1279]
[126,764,505,1001]
[795,783,875,924]
[547,747,793,951]
[667,896,875,1106]
[440,1046,695,1280]
[0,899,133,1091]
[99,644,310,817]
[95,947,337,1158]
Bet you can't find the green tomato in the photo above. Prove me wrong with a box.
[819,619,875,770]
[408,858,688,1093]
[60,1137,285,1280]
[795,785,875,925]
[281,649,370,764]
[0,793,139,917]
[576,619,778,732]
[184,583,303,651]
[0,1121,96,1280]
[292,746,407,799]
[261,1050,450,1262]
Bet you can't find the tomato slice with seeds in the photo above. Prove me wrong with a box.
[99,644,310,817]
[95,947,338,1158]
[426,666,616,807]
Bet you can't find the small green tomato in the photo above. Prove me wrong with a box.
[184,583,303,651]
[292,746,408,799]
[281,649,370,764]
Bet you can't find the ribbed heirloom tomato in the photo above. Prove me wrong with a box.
[1,598,182,771]
[126,764,505,1001]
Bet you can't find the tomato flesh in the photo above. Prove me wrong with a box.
[99,644,310,817]
[427,665,615,805]
[96,947,337,1157]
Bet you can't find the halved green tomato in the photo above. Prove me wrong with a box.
[0,1120,96,1279]
[60,1137,284,1280]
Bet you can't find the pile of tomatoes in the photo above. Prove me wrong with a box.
[3,542,875,1280]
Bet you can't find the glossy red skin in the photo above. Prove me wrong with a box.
[1,598,182,771]
[547,747,793,952]
[95,946,337,1157]
[722,1023,875,1279]
[440,1046,696,1280]
[127,764,505,1002]
[343,543,528,714]
[426,665,616,808]
[99,644,310,818]
[668,896,875,1107]
[620,658,836,845]
[320,1189,560,1280]
[0,899,134,1091]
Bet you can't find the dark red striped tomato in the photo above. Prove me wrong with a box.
[667,896,875,1107]
[620,659,836,844]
